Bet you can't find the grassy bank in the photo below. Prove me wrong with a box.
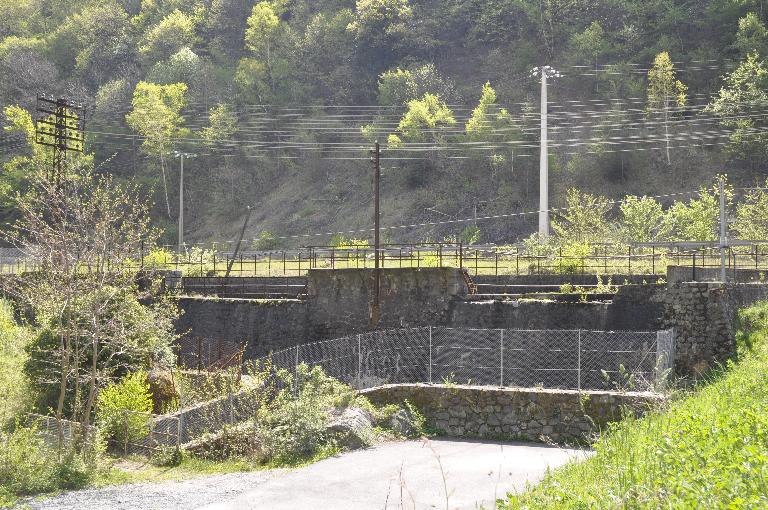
[503,303,768,509]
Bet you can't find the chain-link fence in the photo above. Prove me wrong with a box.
[27,411,180,456]
[176,336,246,372]
[266,327,675,392]
[111,410,181,455]
[26,413,97,449]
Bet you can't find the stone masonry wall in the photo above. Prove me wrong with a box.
[362,384,663,444]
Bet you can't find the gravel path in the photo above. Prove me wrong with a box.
[26,439,586,510]
[25,470,284,510]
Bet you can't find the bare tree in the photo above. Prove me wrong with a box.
[2,163,177,452]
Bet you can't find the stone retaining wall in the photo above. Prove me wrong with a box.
[362,384,663,444]
[175,268,768,379]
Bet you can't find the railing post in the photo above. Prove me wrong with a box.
[499,329,504,387]
[577,329,582,391]
[428,326,433,384]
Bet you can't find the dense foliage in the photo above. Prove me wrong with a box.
[2,1,768,244]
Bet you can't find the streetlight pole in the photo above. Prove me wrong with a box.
[531,66,560,238]
[174,151,197,253]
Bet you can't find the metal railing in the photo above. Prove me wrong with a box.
[6,242,768,278]
[264,327,675,393]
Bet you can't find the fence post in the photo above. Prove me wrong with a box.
[577,329,582,391]
[177,413,183,448]
[294,345,300,396]
[357,333,362,387]
[123,410,129,456]
[428,326,433,384]
[499,329,504,387]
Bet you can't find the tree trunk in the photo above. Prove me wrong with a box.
[55,330,72,457]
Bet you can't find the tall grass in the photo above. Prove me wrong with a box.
[503,302,768,509]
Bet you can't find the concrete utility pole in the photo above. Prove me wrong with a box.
[719,175,727,283]
[530,66,560,237]
[174,151,197,253]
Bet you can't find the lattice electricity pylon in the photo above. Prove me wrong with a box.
[35,94,86,186]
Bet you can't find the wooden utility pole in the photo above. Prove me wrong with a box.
[35,95,86,186]
[370,141,381,328]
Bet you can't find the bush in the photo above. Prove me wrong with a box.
[151,446,182,467]
[254,364,361,464]
[253,230,280,251]
[0,300,33,426]
[96,371,153,444]
[0,425,93,498]
[555,241,591,274]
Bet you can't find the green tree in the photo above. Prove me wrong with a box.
[349,0,413,72]
[664,178,732,241]
[708,52,768,164]
[465,82,513,138]
[126,81,189,217]
[732,180,768,240]
[647,51,688,166]
[572,21,610,91]
[245,2,280,65]
[377,63,457,106]
[139,9,197,63]
[66,1,134,87]
[735,12,768,57]
[201,103,238,144]
[96,371,153,444]
[388,93,456,147]
[299,10,356,103]
[552,188,614,244]
[619,195,670,243]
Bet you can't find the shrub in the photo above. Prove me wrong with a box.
[555,241,591,274]
[151,445,182,467]
[96,371,153,444]
[0,300,33,426]
[254,364,361,464]
[459,225,481,245]
[0,425,93,498]
[329,234,369,250]
[253,230,280,251]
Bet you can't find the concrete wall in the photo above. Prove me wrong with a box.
[176,297,311,359]
[177,268,470,358]
[307,267,469,336]
[362,384,663,444]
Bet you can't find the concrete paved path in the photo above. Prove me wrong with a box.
[201,438,586,510]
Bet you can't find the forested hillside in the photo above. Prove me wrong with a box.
[2,0,768,246]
